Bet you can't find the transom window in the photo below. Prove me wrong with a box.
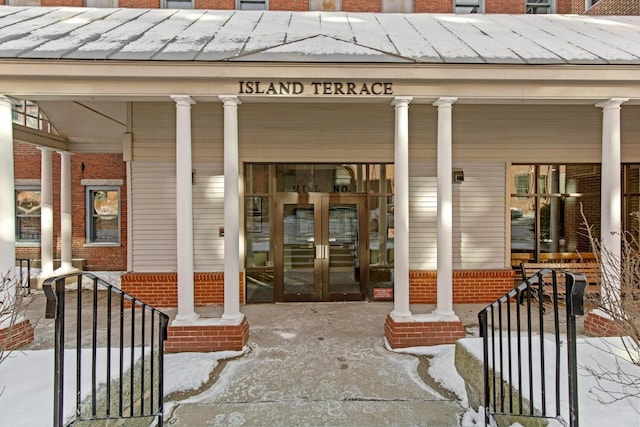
[11,98,58,135]
[86,188,120,244]
[16,187,41,242]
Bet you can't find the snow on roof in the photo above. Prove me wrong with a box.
[1,5,640,64]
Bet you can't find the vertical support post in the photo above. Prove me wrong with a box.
[596,98,627,307]
[391,96,412,319]
[434,97,457,317]
[58,151,73,271]
[171,95,198,322]
[0,95,16,301]
[220,96,243,322]
[40,147,54,276]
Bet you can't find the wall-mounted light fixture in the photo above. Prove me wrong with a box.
[453,169,464,184]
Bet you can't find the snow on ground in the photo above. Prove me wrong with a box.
[459,335,640,427]
[0,338,637,426]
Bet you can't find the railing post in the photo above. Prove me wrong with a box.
[43,277,66,427]
[566,273,586,427]
[479,310,490,426]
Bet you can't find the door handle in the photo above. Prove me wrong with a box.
[316,245,323,260]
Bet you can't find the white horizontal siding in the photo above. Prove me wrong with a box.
[409,163,506,270]
[454,163,506,269]
[238,103,394,163]
[409,172,437,270]
[192,163,224,271]
[131,162,177,271]
[131,161,226,272]
[132,102,640,164]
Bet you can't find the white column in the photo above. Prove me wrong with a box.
[434,97,457,317]
[391,97,412,319]
[0,96,16,289]
[220,96,243,322]
[596,98,627,304]
[171,95,198,323]
[58,151,73,272]
[39,147,54,276]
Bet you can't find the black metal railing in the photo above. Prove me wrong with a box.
[16,258,31,296]
[479,269,587,427]
[43,272,169,427]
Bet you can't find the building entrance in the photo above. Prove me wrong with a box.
[275,193,367,301]
[244,163,395,303]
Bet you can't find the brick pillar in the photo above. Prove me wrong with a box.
[0,319,34,351]
[584,310,621,337]
[165,316,249,353]
[385,315,465,348]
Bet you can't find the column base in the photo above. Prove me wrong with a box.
[384,314,465,348]
[165,316,249,353]
[584,310,621,337]
[0,319,34,350]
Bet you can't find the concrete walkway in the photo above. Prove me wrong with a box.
[166,302,475,427]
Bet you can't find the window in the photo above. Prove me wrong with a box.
[86,188,120,244]
[11,98,58,135]
[237,0,267,9]
[455,0,484,13]
[623,164,640,241]
[162,0,193,8]
[586,0,601,9]
[510,164,601,263]
[16,188,41,242]
[526,0,553,14]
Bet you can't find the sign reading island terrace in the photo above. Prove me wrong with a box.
[239,81,393,96]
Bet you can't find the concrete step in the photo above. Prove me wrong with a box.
[169,399,464,426]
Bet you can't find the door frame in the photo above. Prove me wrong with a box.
[273,192,368,302]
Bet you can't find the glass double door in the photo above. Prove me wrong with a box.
[275,193,367,302]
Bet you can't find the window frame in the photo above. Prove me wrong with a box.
[15,186,42,244]
[161,0,194,9]
[510,163,601,262]
[454,0,484,14]
[525,0,555,14]
[85,186,121,246]
[236,0,268,10]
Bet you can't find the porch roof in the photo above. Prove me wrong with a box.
[1,6,640,65]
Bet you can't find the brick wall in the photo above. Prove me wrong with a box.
[343,0,382,11]
[41,0,83,5]
[270,0,309,10]
[121,272,245,307]
[410,269,516,304]
[119,0,161,7]
[14,142,127,271]
[485,0,524,13]
[414,0,452,12]
[584,311,621,336]
[194,0,234,8]
[585,0,639,14]
[165,317,249,352]
[385,315,465,347]
[0,319,34,350]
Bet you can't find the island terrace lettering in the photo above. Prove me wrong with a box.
[239,81,393,96]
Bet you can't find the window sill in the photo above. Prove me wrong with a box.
[16,242,41,247]
[84,242,121,248]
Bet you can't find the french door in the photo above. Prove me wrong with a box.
[274,193,367,302]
